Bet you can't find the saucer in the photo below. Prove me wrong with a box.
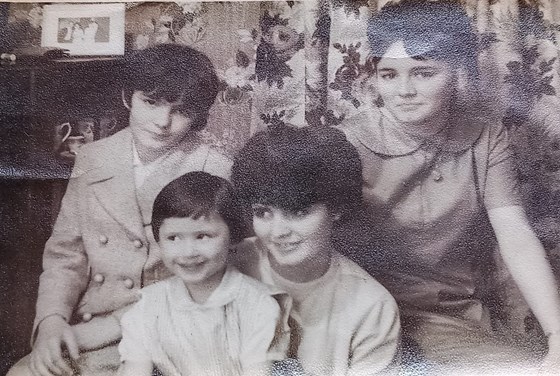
[59,151,77,159]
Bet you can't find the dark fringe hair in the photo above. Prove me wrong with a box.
[122,44,219,131]
[367,0,479,80]
[152,172,247,244]
[232,124,363,222]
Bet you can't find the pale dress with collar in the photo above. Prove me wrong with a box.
[119,266,289,376]
[338,107,537,373]
[232,237,400,376]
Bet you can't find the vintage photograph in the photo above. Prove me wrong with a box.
[41,3,125,55]
[2,0,560,375]
[56,17,110,44]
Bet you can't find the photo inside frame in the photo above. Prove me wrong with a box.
[41,3,125,56]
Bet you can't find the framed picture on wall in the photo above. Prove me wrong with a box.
[41,3,125,56]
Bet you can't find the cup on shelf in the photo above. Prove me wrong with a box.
[54,119,95,158]
[66,135,86,155]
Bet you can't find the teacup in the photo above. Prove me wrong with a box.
[55,120,94,156]
[66,135,86,155]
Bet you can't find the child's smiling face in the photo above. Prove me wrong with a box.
[158,213,230,298]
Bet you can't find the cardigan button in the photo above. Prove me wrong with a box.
[82,313,92,322]
[133,239,143,248]
[99,235,108,244]
[93,273,104,283]
[123,278,134,289]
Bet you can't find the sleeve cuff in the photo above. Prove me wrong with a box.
[31,312,70,347]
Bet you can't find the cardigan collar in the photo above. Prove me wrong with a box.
[347,107,485,156]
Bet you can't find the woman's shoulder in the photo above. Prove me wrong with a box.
[333,253,398,305]
[70,127,132,178]
[333,252,377,281]
[449,113,505,153]
[335,107,383,143]
[479,118,510,143]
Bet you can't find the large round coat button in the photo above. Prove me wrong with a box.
[124,279,134,289]
[99,235,108,244]
[133,239,143,248]
[82,313,92,322]
[93,273,104,283]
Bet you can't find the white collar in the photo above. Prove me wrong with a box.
[168,265,243,310]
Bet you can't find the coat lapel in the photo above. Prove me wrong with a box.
[135,135,208,225]
[87,130,146,242]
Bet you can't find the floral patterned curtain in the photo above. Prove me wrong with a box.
[10,1,560,166]
[7,0,560,194]
[247,0,560,134]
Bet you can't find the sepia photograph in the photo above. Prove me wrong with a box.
[56,17,110,44]
[2,0,560,375]
[41,3,125,55]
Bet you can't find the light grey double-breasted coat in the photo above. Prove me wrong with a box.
[29,127,231,375]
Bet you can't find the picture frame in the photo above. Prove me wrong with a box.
[41,3,125,56]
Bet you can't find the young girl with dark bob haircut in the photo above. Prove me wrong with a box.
[340,0,560,373]
[231,125,400,376]
[118,171,289,376]
[150,172,246,245]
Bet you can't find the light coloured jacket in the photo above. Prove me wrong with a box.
[33,127,231,375]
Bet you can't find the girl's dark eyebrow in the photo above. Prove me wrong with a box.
[411,66,438,71]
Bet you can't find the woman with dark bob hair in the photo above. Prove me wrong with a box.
[339,0,560,373]
[231,124,400,375]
